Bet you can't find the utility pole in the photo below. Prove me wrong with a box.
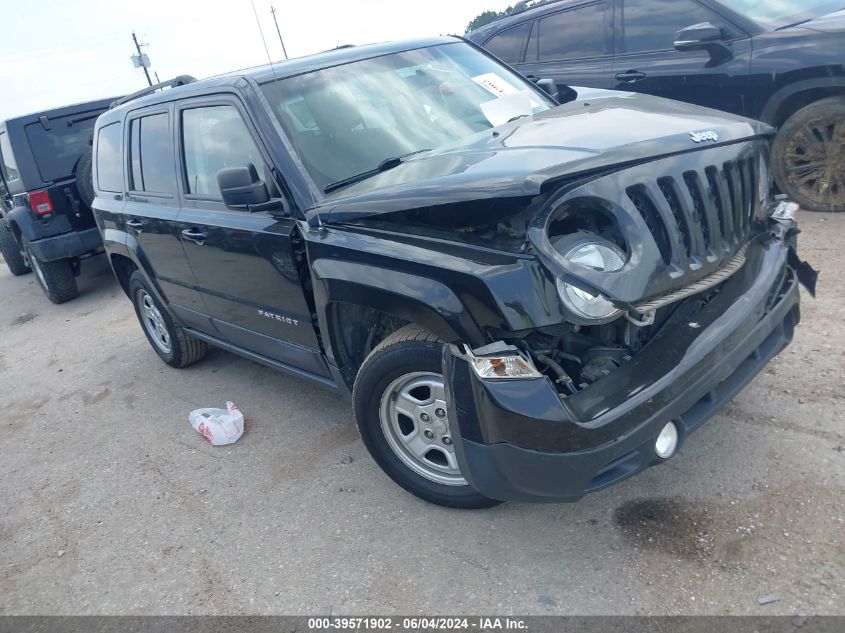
[270,5,289,60]
[132,31,152,86]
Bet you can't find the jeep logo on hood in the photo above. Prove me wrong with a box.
[690,130,719,143]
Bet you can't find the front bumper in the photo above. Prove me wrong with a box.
[27,227,103,262]
[443,233,803,503]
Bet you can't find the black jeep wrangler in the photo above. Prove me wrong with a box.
[468,0,845,213]
[0,98,112,303]
[93,38,814,508]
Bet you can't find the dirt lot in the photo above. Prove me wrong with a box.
[0,211,842,616]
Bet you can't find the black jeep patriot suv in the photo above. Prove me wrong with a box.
[92,38,814,508]
[1,98,113,303]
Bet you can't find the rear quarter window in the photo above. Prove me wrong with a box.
[96,122,123,193]
[484,21,532,65]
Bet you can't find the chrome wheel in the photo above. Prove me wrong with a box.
[137,290,171,354]
[379,371,466,486]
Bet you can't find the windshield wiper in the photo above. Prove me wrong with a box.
[324,149,431,194]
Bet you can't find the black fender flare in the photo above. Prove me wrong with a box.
[310,258,486,360]
[760,77,845,125]
[6,206,37,243]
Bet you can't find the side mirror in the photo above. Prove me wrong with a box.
[217,164,270,209]
[535,78,559,102]
[674,22,732,63]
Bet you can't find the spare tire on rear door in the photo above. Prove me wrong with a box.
[74,143,96,210]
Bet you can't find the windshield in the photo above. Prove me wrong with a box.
[260,42,551,192]
[720,1,844,28]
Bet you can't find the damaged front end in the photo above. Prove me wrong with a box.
[441,142,817,503]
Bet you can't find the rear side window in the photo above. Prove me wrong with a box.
[484,21,532,65]
[181,105,263,198]
[0,131,20,182]
[128,112,176,194]
[621,0,734,53]
[23,111,100,183]
[96,123,123,193]
[538,3,607,61]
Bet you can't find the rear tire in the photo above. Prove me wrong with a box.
[129,271,207,368]
[26,247,78,304]
[772,96,845,212]
[353,325,501,509]
[0,219,30,276]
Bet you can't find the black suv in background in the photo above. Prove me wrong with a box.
[468,0,845,212]
[93,38,813,508]
[0,98,112,303]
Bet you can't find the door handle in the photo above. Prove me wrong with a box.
[181,229,207,244]
[126,219,145,230]
[615,70,647,83]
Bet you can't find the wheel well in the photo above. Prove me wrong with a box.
[770,87,845,128]
[327,302,409,390]
[110,254,137,297]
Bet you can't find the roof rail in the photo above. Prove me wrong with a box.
[110,75,198,108]
[510,0,566,16]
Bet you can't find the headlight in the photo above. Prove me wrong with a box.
[554,234,625,323]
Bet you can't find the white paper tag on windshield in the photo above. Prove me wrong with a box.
[480,91,535,127]
[472,73,520,97]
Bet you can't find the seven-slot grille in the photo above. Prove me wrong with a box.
[626,155,761,272]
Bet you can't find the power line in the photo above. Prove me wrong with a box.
[250,0,278,80]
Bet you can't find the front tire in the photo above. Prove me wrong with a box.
[353,325,501,509]
[772,96,845,212]
[0,219,30,276]
[129,271,208,368]
[26,247,78,304]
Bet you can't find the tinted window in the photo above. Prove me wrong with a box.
[0,131,19,182]
[96,123,123,193]
[129,113,176,194]
[181,105,263,198]
[23,111,101,183]
[538,3,607,61]
[484,21,531,64]
[621,0,730,53]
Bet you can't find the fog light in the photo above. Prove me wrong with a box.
[655,422,679,459]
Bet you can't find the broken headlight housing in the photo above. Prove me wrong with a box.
[554,234,626,324]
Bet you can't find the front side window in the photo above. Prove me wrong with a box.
[260,42,552,192]
[128,112,176,194]
[181,105,263,198]
[484,21,532,64]
[0,131,20,182]
[538,3,607,61]
[621,0,733,53]
[96,122,123,193]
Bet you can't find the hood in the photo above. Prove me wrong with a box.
[799,9,845,32]
[315,89,772,222]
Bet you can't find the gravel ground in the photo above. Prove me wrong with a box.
[0,210,842,616]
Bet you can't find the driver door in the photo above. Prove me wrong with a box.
[174,96,330,380]
[612,0,753,116]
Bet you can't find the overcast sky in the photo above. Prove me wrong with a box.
[0,0,514,121]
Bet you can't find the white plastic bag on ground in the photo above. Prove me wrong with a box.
[189,401,244,446]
